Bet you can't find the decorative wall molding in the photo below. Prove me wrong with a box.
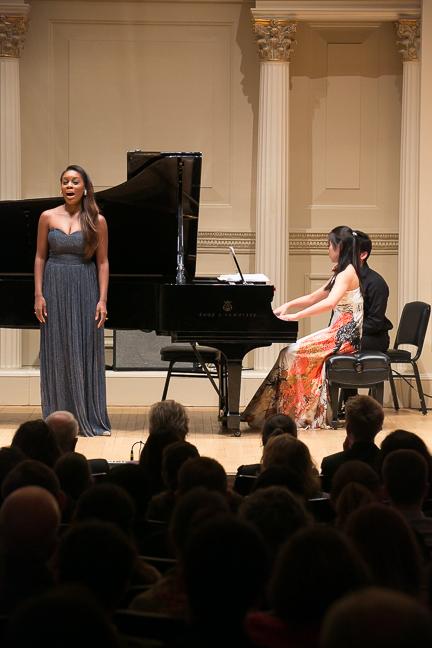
[197,230,399,254]
[252,1,420,22]
[395,18,420,61]
[0,13,28,58]
[197,231,255,254]
[289,231,399,254]
[252,18,297,61]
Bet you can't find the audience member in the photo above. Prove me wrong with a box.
[261,435,321,499]
[2,459,65,510]
[177,456,241,512]
[380,429,432,482]
[11,418,61,467]
[58,520,136,613]
[183,516,269,647]
[0,486,60,612]
[131,488,229,618]
[246,526,370,648]
[346,503,423,597]
[383,449,432,560]
[54,452,92,521]
[334,482,376,530]
[139,428,182,495]
[74,482,136,537]
[0,446,25,504]
[239,486,311,564]
[5,584,121,648]
[330,460,382,504]
[235,414,298,493]
[45,410,79,453]
[321,395,383,492]
[105,462,151,520]
[146,440,199,522]
[321,587,432,648]
[148,399,189,438]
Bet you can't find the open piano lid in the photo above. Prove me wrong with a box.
[0,151,202,281]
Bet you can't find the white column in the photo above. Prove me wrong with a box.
[251,17,297,372]
[0,7,29,369]
[395,19,421,314]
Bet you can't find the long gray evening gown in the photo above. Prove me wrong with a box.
[40,228,111,436]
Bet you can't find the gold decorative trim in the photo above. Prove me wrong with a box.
[197,231,398,254]
[198,231,255,254]
[0,14,28,58]
[289,232,398,254]
[252,18,297,62]
[395,19,420,62]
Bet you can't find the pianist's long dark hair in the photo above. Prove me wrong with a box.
[60,164,99,260]
[325,225,363,293]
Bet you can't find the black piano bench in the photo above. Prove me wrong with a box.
[326,352,390,429]
[160,344,226,411]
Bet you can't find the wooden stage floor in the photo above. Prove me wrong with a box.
[1,406,431,474]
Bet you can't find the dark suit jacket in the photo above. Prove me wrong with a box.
[320,442,381,493]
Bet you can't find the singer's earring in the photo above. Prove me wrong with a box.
[84,189,87,196]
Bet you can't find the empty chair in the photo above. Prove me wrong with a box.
[387,301,431,415]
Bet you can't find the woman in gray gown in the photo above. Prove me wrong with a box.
[34,165,111,436]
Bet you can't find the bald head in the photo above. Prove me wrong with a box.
[0,486,60,558]
[46,411,79,453]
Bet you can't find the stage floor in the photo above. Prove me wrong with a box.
[0,406,431,474]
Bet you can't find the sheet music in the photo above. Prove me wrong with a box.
[217,273,269,283]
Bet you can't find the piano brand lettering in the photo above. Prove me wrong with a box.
[198,311,258,318]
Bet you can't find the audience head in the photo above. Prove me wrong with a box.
[383,449,429,508]
[321,587,432,648]
[183,516,269,629]
[345,395,384,444]
[178,456,227,495]
[54,452,92,501]
[252,465,304,496]
[105,463,151,517]
[58,521,136,612]
[162,440,199,491]
[270,525,370,630]
[0,446,25,502]
[239,486,311,562]
[74,483,135,536]
[262,435,320,498]
[380,429,432,479]
[334,482,376,530]
[330,460,382,503]
[262,414,297,446]
[2,459,62,504]
[170,487,230,558]
[11,419,61,467]
[346,503,422,597]
[148,399,189,439]
[0,486,60,560]
[45,410,79,453]
[6,584,121,648]
[139,427,182,495]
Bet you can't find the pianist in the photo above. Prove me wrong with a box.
[242,226,363,429]
[34,164,111,437]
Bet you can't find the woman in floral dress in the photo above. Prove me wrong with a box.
[243,226,363,429]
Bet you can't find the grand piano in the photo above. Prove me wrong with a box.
[0,151,297,433]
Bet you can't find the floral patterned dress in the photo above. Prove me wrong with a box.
[243,287,363,429]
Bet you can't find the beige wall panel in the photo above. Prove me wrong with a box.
[290,23,401,232]
[20,1,258,232]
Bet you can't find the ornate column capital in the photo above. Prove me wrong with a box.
[0,13,28,58]
[395,18,421,62]
[252,18,297,62]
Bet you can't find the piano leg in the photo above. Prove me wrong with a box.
[223,358,243,437]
